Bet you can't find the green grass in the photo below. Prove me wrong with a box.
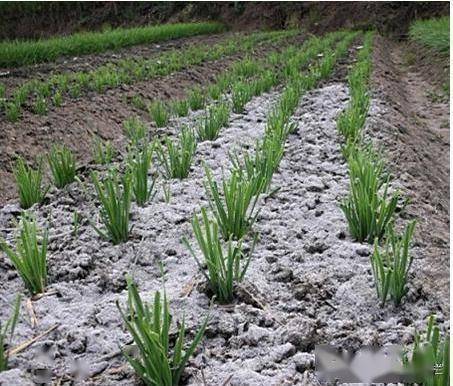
[92,137,116,165]
[403,315,450,386]
[0,295,21,372]
[336,32,403,244]
[171,99,189,117]
[341,146,400,243]
[0,22,226,67]
[5,102,20,122]
[196,102,230,141]
[204,167,261,240]
[336,97,369,143]
[33,97,47,115]
[91,170,132,244]
[148,100,170,128]
[229,57,261,78]
[266,109,296,143]
[409,16,450,53]
[52,90,63,107]
[131,95,147,110]
[127,144,156,207]
[156,128,197,179]
[123,116,148,147]
[251,70,277,96]
[231,137,283,197]
[183,208,256,303]
[207,84,222,100]
[187,86,206,111]
[277,84,302,122]
[48,145,77,188]
[370,221,416,307]
[337,50,372,143]
[13,157,48,209]
[0,215,48,295]
[231,81,253,113]
[117,276,209,386]
[318,51,336,79]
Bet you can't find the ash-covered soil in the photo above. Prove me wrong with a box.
[0,77,448,384]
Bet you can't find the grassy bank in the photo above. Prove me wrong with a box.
[0,22,226,67]
[409,16,449,53]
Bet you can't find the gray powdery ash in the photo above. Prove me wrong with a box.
[0,84,447,385]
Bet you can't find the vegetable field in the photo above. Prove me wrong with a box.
[0,13,449,386]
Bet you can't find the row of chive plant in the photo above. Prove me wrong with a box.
[114,31,360,384]
[133,31,346,133]
[111,32,344,191]
[1,29,298,122]
[182,30,358,303]
[338,34,450,383]
[337,32,416,308]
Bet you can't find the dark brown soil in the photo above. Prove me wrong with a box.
[0,35,302,205]
[370,35,449,314]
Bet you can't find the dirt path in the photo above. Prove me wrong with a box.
[370,36,449,315]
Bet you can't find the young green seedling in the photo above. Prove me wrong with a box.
[117,276,209,386]
[231,82,253,114]
[13,157,48,209]
[0,295,21,372]
[341,147,400,243]
[148,100,170,128]
[156,128,197,179]
[187,87,206,111]
[0,215,48,295]
[92,136,116,165]
[48,144,77,188]
[171,99,189,117]
[196,102,230,141]
[127,143,156,207]
[183,208,256,302]
[204,167,261,240]
[370,221,416,307]
[91,170,132,244]
[123,116,148,147]
[403,315,450,386]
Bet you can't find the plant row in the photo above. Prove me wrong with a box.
[338,32,418,307]
[1,29,298,122]
[0,22,226,68]
[337,32,449,386]
[134,30,347,132]
[337,32,449,385]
